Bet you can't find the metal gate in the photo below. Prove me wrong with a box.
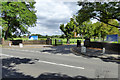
[52,39,63,46]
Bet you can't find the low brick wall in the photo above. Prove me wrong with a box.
[22,40,47,45]
[2,40,52,46]
[11,40,22,45]
[2,41,12,46]
[103,43,119,53]
[89,42,103,49]
[84,41,120,54]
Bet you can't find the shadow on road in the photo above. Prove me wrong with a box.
[100,58,120,64]
[2,57,35,78]
[36,72,93,80]
[41,45,120,64]
[72,47,120,64]
[41,45,76,54]
[1,57,93,80]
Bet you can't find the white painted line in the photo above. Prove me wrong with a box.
[38,60,85,70]
[3,48,82,58]
[1,54,15,57]
[1,54,22,58]
[1,53,85,70]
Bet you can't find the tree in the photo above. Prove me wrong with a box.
[76,20,93,42]
[92,22,102,40]
[0,28,2,38]
[100,19,119,41]
[92,19,119,41]
[107,19,119,35]
[60,34,65,39]
[31,34,42,38]
[60,18,76,44]
[77,2,120,28]
[1,2,37,40]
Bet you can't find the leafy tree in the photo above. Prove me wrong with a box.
[77,2,120,28]
[76,20,93,42]
[60,34,65,39]
[107,19,119,35]
[92,22,102,40]
[101,19,119,41]
[31,34,42,38]
[92,19,119,41]
[60,18,76,44]
[1,2,37,40]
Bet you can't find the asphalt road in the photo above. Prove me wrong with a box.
[0,45,119,79]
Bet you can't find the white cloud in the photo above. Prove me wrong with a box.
[28,0,80,36]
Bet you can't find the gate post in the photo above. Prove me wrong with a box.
[77,40,81,47]
[55,39,57,46]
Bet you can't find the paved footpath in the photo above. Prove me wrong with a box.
[0,45,119,79]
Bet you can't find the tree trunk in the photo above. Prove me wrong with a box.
[103,37,105,42]
[94,37,95,41]
[67,38,70,44]
[5,21,10,40]
[5,27,9,40]
[82,34,84,43]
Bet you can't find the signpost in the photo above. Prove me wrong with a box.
[106,34,118,43]
[29,36,38,40]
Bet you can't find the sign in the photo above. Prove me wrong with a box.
[58,40,61,42]
[29,36,38,40]
[106,34,118,42]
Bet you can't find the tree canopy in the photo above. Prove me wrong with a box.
[91,19,119,41]
[1,2,37,39]
[60,18,76,44]
[77,2,120,28]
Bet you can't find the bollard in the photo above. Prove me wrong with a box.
[102,48,105,54]
[81,46,86,53]
[19,43,23,48]
[9,43,11,47]
[77,40,81,47]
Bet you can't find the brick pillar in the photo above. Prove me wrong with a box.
[2,38,4,45]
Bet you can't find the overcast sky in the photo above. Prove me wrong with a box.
[28,0,81,36]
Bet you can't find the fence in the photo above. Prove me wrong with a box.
[84,40,120,54]
[2,39,64,46]
[2,40,50,46]
[23,40,47,45]
[52,39,63,46]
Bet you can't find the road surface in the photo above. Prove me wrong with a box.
[0,45,119,79]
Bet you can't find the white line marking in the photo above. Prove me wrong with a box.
[3,48,82,57]
[38,60,85,70]
[1,54,22,58]
[1,53,85,70]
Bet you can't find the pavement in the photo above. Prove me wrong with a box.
[71,46,120,62]
[0,45,119,79]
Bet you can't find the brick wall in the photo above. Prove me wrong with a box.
[2,41,12,46]
[22,40,47,45]
[84,41,120,54]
